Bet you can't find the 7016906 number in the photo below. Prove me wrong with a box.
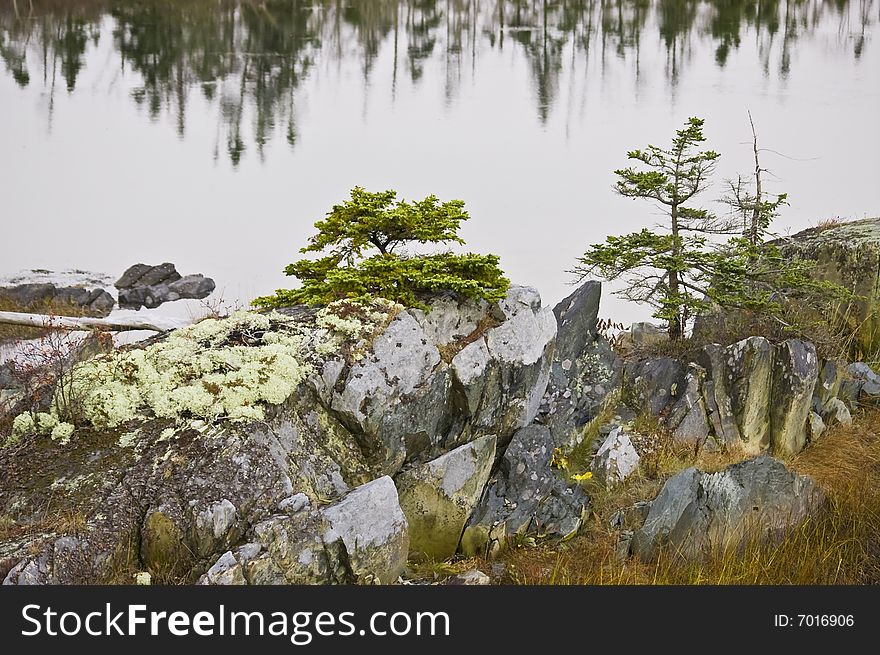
[798,615,853,627]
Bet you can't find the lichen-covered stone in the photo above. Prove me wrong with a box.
[591,427,639,485]
[452,287,557,446]
[774,218,880,358]
[770,340,819,456]
[396,435,496,560]
[623,357,685,417]
[460,425,589,558]
[632,456,824,561]
[725,337,774,453]
[666,363,711,446]
[698,345,742,448]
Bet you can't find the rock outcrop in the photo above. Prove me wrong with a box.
[0,283,583,583]
[0,274,870,584]
[625,337,825,456]
[773,218,880,359]
[0,283,114,317]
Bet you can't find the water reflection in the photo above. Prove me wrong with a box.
[1,0,874,164]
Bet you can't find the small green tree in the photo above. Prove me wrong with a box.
[573,116,853,342]
[253,187,510,309]
[572,117,737,340]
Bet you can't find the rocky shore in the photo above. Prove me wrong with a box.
[0,275,875,585]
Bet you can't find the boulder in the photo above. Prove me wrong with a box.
[839,362,880,406]
[697,345,742,448]
[808,412,826,442]
[725,337,774,453]
[623,357,685,416]
[631,455,825,561]
[330,311,449,474]
[451,286,557,445]
[770,340,819,456]
[819,397,852,427]
[591,427,640,485]
[460,425,589,558]
[115,263,215,309]
[395,435,496,560]
[539,281,621,450]
[666,363,711,446]
[813,359,846,411]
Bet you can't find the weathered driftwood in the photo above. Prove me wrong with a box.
[0,310,189,333]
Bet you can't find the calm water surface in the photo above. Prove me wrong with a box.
[1,0,878,323]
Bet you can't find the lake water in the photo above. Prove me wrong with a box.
[1,0,878,325]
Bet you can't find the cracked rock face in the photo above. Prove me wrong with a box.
[460,425,589,558]
[631,455,825,561]
[396,435,497,560]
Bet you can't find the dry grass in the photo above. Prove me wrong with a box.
[495,409,880,585]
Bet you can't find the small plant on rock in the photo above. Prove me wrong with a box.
[253,187,510,309]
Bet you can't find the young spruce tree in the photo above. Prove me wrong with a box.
[572,117,737,340]
[253,187,509,309]
[573,116,852,342]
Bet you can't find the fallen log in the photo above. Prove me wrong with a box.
[0,310,190,333]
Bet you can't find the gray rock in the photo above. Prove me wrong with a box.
[409,293,488,348]
[539,281,621,452]
[113,263,154,289]
[115,263,214,309]
[814,359,846,412]
[460,425,589,558]
[116,262,180,289]
[321,476,409,584]
[0,282,114,318]
[168,275,216,300]
[820,397,852,427]
[726,337,774,453]
[396,435,496,560]
[330,312,445,474]
[445,569,490,585]
[631,322,668,344]
[698,345,742,447]
[840,362,880,406]
[623,357,685,416]
[552,281,601,365]
[201,476,409,585]
[591,427,640,485]
[456,287,557,442]
[770,340,819,456]
[632,455,825,561]
[666,363,711,446]
[808,412,826,442]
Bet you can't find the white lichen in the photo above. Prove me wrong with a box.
[50,422,75,444]
[8,304,402,446]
